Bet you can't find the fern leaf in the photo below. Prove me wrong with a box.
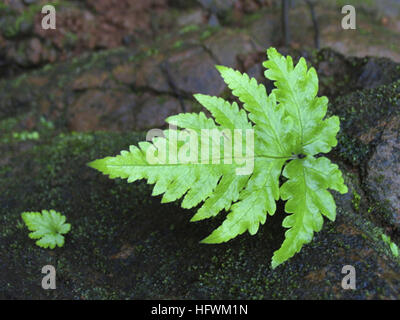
[90,98,265,236]
[216,65,294,156]
[272,157,348,268]
[90,47,348,268]
[201,158,286,243]
[263,48,340,155]
[21,210,71,249]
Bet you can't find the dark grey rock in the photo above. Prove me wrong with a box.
[0,132,399,299]
[366,116,400,228]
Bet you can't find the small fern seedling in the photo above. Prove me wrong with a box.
[21,210,71,249]
[89,48,348,268]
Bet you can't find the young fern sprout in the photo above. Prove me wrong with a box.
[89,47,347,268]
[21,210,71,249]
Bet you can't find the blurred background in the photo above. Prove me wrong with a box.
[0,0,399,133]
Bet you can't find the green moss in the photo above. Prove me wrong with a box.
[375,174,385,184]
[63,32,79,47]
[11,73,28,89]
[352,190,361,211]
[382,234,399,258]
[1,1,61,38]
[179,24,200,35]
[335,133,370,166]
[1,131,396,299]
[0,117,19,132]
[0,114,54,145]
[336,0,374,6]
[172,40,184,50]
[332,79,400,166]
[200,27,219,41]
[12,131,39,141]
[0,2,12,15]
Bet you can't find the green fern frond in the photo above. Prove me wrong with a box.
[89,47,348,268]
[21,210,71,249]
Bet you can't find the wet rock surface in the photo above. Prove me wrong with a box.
[2,43,400,134]
[0,0,169,73]
[0,27,260,132]
[366,117,400,229]
[0,0,275,76]
[1,132,400,299]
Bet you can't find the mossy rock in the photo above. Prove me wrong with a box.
[1,131,399,299]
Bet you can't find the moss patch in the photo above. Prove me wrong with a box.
[1,132,399,299]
